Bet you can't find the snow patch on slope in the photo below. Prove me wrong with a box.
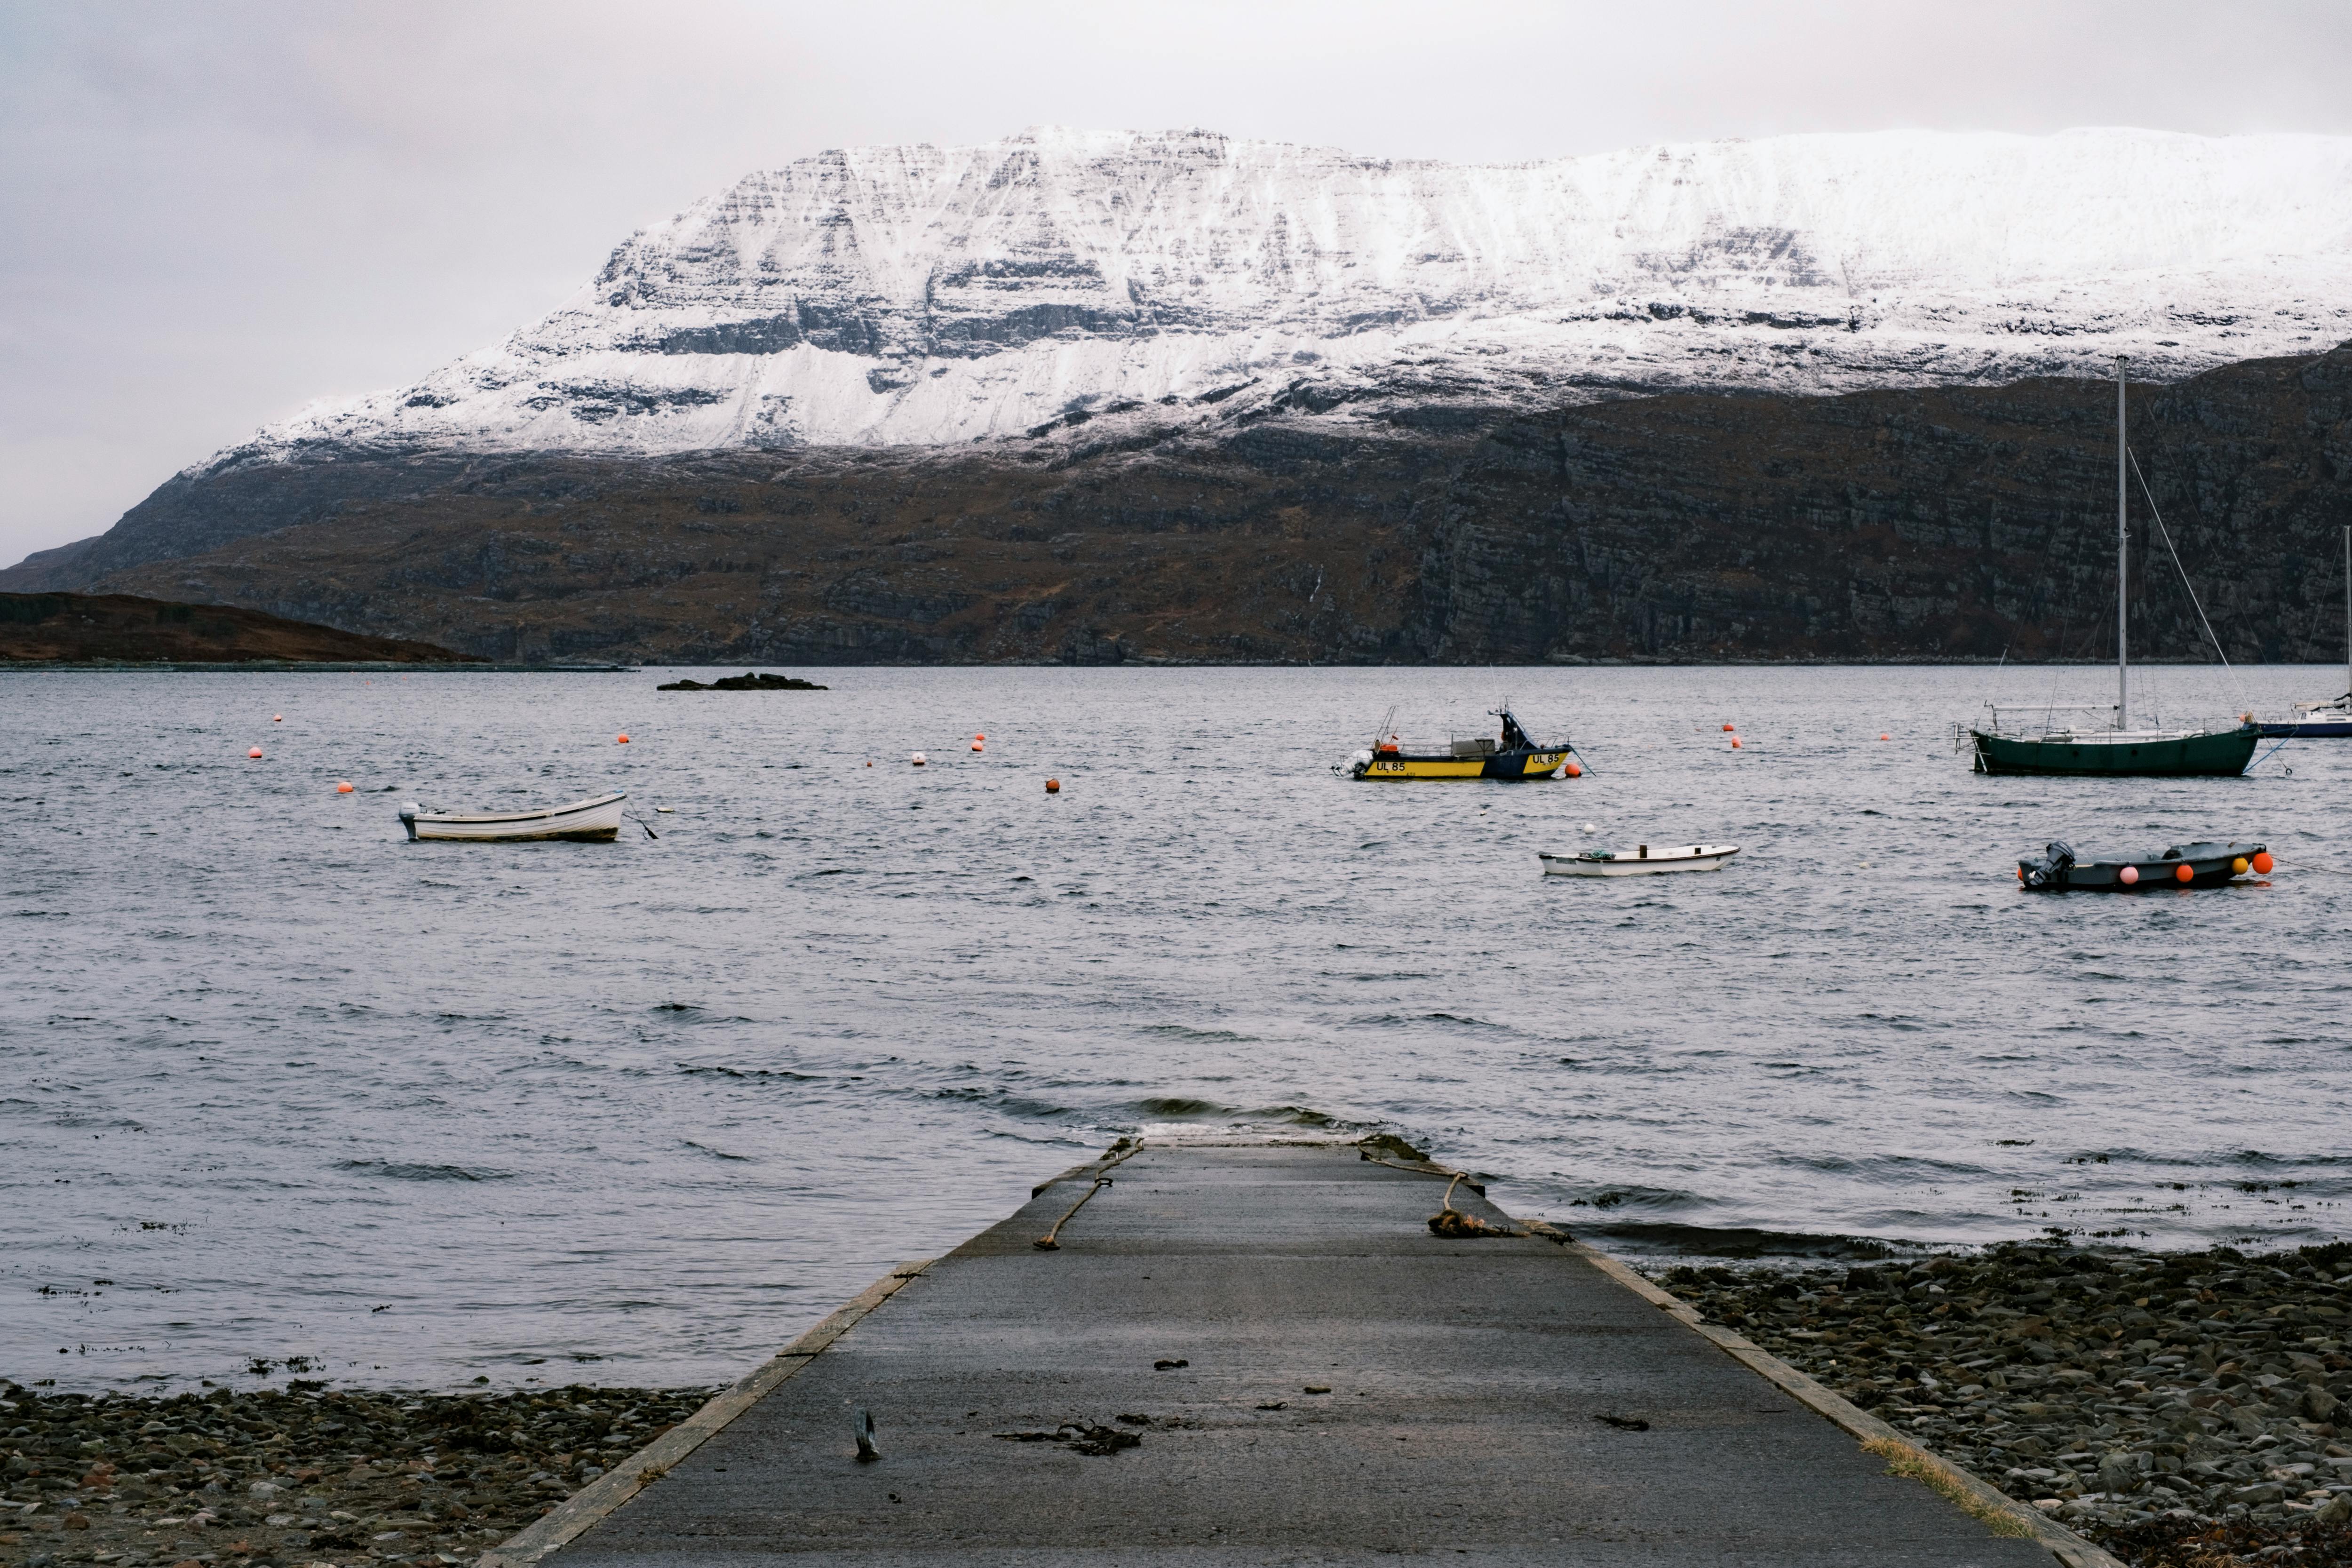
[210,126,2352,469]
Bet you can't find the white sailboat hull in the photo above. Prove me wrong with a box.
[400,792,628,843]
[1539,844,1740,877]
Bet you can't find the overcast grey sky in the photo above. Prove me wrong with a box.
[6,0,2352,563]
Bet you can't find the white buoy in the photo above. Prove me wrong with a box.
[911,751,927,766]
[1581,822,1597,833]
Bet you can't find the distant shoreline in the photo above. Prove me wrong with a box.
[0,657,2332,672]
[0,661,632,673]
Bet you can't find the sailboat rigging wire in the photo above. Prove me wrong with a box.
[2126,446,2244,708]
[2039,616,2077,734]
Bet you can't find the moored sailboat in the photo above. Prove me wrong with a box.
[1969,358,2258,778]
[2259,525,2352,738]
[1970,718,2260,777]
[2267,699,2352,740]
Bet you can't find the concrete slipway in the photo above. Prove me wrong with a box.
[481,1142,2122,1568]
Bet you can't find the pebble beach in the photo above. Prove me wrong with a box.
[1646,1242,2352,1565]
[0,1383,712,1568]
[7,1241,2352,1567]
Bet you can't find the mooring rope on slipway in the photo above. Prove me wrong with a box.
[1358,1146,1539,1240]
[1033,1138,1144,1250]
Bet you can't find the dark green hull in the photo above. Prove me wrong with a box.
[1970,724,2259,778]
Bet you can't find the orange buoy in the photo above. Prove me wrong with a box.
[2174,863,2194,883]
[272,714,283,723]
[1045,778,1060,794]
[616,733,630,744]
[2120,865,2139,886]
[975,733,985,742]
[247,747,263,759]
[2232,856,2249,875]
[1563,761,1582,778]
[1722,723,1735,732]
[1878,732,1891,741]
[865,760,874,768]
[335,780,354,794]
[2252,851,2274,875]
[1729,737,1742,749]
[971,741,984,752]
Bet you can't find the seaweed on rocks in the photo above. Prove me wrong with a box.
[0,1379,716,1568]
[1641,1243,2352,1566]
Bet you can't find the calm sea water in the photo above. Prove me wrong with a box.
[5,663,2348,1394]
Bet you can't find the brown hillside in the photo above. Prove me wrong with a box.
[0,592,477,664]
[15,341,2349,665]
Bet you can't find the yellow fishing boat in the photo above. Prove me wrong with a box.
[1342,707,1581,781]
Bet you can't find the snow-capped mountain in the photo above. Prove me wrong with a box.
[217,126,2352,468]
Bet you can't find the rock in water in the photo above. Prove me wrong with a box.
[657,672,827,691]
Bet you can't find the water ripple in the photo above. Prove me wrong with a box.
[2,663,2346,1392]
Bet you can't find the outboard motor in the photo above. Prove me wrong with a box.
[2019,840,2075,890]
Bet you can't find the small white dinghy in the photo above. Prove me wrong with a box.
[399,791,628,843]
[1539,842,1740,877]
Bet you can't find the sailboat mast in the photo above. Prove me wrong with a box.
[2116,356,2129,730]
[2344,523,2349,701]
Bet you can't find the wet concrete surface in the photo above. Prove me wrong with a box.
[545,1144,2057,1566]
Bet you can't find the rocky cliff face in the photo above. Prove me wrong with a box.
[1419,341,2352,664]
[26,343,2352,668]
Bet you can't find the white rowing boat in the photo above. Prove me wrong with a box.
[1538,843,1740,877]
[399,791,628,843]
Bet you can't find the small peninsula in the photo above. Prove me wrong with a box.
[0,591,477,666]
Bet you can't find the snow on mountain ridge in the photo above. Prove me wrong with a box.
[215,126,2352,470]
